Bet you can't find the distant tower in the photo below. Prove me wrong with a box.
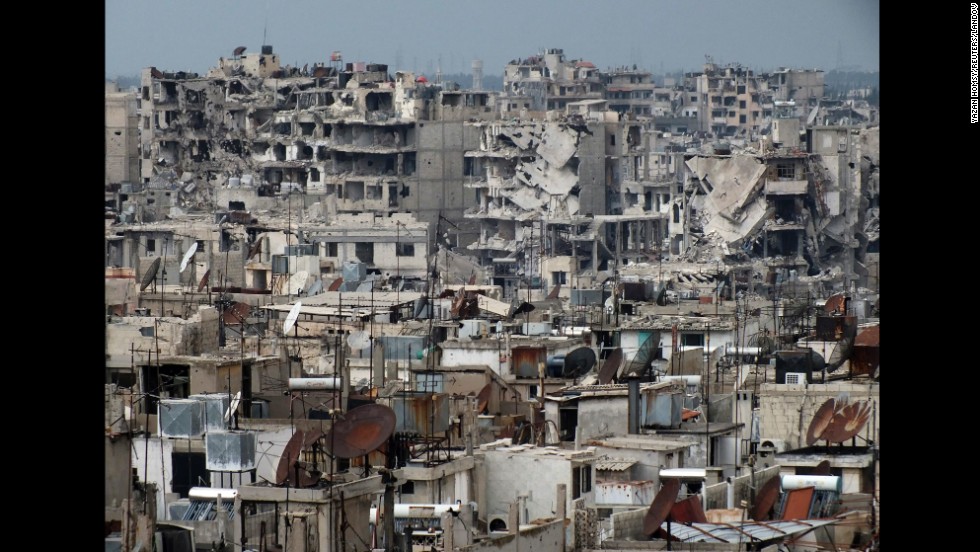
[472,59,483,90]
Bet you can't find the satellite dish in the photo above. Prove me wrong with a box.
[323,403,397,459]
[288,270,310,295]
[563,347,597,378]
[283,301,302,335]
[643,478,680,536]
[825,337,853,373]
[347,331,371,351]
[597,348,624,385]
[327,277,344,291]
[140,257,162,291]
[179,242,198,273]
[821,400,871,443]
[476,383,492,414]
[233,46,247,56]
[623,332,661,377]
[547,283,560,299]
[197,269,211,292]
[275,429,325,487]
[511,301,535,318]
[805,398,837,446]
[813,460,832,475]
[305,278,323,297]
[751,476,781,521]
[224,391,242,423]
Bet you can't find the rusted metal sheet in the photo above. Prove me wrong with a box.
[780,486,815,520]
[388,391,450,436]
[855,325,879,346]
[670,495,708,524]
[851,345,879,376]
[511,346,546,379]
[325,403,396,459]
[751,476,781,521]
[643,478,680,536]
[221,301,251,324]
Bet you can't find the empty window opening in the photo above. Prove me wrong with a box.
[396,243,415,257]
[355,241,374,263]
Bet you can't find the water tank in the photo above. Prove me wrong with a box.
[261,45,273,55]
[158,399,205,438]
[189,394,231,432]
[205,431,257,472]
[781,475,842,493]
[241,175,254,187]
[228,177,241,188]
[545,355,565,378]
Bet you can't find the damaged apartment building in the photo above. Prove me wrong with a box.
[137,45,495,235]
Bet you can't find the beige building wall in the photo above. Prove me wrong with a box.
[757,382,880,450]
[106,82,141,186]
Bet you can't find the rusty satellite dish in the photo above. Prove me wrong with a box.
[233,46,247,56]
[597,347,624,385]
[751,475,782,521]
[806,397,871,445]
[563,347,597,378]
[643,478,680,536]
[476,383,492,414]
[805,398,837,446]
[821,400,871,443]
[824,292,847,314]
[814,460,832,475]
[324,404,397,459]
[275,429,325,487]
[327,277,344,292]
[197,269,211,292]
[140,257,162,291]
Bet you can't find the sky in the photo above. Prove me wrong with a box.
[105,0,879,80]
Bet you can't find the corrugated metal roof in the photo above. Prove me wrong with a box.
[660,519,837,543]
[595,459,637,472]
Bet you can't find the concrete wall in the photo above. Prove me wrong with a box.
[590,445,685,483]
[107,437,133,508]
[106,89,141,186]
[106,307,220,368]
[577,397,629,441]
[483,450,593,528]
[458,518,565,552]
[416,120,470,227]
[576,125,608,218]
[609,507,646,540]
[757,382,880,450]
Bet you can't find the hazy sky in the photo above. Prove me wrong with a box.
[105,0,879,79]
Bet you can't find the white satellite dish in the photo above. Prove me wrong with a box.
[224,391,242,423]
[288,270,310,296]
[179,242,198,273]
[347,330,371,350]
[283,300,302,334]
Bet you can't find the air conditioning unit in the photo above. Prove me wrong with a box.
[784,372,807,385]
